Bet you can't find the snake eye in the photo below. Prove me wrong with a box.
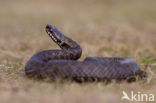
[50,28,53,31]
[46,25,51,31]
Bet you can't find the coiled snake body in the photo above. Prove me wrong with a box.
[25,24,146,81]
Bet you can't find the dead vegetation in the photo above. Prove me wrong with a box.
[0,0,156,103]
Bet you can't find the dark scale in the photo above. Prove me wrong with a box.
[25,24,147,82]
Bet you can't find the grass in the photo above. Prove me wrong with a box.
[0,0,156,103]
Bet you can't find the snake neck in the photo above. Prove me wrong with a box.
[45,24,82,60]
[56,32,82,60]
[65,46,82,60]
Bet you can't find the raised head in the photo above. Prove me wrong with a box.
[46,24,65,47]
[46,24,80,49]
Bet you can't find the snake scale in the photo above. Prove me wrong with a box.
[25,24,146,82]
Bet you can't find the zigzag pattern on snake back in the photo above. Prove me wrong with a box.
[25,24,147,82]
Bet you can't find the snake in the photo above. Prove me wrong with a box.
[25,24,147,82]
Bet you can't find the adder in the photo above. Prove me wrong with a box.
[25,24,146,82]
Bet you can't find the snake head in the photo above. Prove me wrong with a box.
[46,24,65,47]
[46,24,80,49]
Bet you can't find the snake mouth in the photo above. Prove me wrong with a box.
[46,24,64,47]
